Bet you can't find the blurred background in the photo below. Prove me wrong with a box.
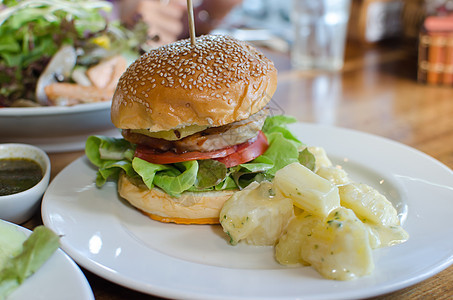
[1,0,451,109]
[116,0,453,86]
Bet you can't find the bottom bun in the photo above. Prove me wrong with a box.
[118,173,236,224]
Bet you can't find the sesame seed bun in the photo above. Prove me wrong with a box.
[111,35,277,132]
[118,173,236,224]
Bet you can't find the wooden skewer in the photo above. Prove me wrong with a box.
[186,0,196,45]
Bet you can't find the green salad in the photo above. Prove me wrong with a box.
[86,115,315,197]
[0,0,149,106]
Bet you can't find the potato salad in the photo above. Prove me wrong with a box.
[219,146,409,281]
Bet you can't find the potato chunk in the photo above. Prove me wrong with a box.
[276,207,374,281]
[339,183,400,226]
[316,166,350,185]
[274,210,315,266]
[307,146,332,172]
[364,222,409,249]
[220,181,294,246]
[274,163,340,218]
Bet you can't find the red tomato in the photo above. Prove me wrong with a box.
[135,143,237,165]
[134,131,268,167]
[214,131,268,168]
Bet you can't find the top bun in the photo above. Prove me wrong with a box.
[111,35,277,132]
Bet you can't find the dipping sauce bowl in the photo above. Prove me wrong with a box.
[0,144,50,223]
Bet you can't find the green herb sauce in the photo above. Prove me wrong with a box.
[0,158,43,196]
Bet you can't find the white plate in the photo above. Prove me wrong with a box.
[0,101,118,153]
[1,220,94,300]
[41,123,453,300]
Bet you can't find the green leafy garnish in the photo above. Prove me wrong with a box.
[0,225,60,299]
[194,160,228,190]
[153,161,199,197]
[85,135,136,186]
[298,148,316,172]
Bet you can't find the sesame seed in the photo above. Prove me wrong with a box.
[116,34,275,109]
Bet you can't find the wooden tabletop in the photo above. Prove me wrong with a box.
[23,39,453,299]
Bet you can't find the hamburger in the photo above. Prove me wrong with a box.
[86,35,311,225]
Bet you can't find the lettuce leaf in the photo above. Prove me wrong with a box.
[262,114,297,133]
[194,159,228,189]
[85,136,136,186]
[0,226,60,299]
[298,148,316,172]
[0,222,27,272]
[85,115,314,196]
[86,135,134,166]
[131,157,172,189]
[153,161,199,197]
[256,132,300,176]
[96,160,136,187]
[215,176,238,191]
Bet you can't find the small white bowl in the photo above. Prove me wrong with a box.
[0,143,51,223]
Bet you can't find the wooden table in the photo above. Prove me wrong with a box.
[23,40,453,299]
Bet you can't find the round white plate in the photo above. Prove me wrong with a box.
[1,220,94,300]
[41,123,453,300]
[0,101,118,153]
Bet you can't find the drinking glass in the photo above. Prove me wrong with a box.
[291,0,351,71]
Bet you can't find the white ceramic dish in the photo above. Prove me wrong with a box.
[1,220,94,300]
[0,143,50,224]
[41,123,453,300]
[0,101,119,153]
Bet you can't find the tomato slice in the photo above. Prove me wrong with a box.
[214,131,268,168]
[134,131,268,167]
[135,144,236,165]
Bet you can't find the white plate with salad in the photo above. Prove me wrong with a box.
[0,220,94,300]
[0,102,120,153]
[0,101,120,152]
[41,122,453,299]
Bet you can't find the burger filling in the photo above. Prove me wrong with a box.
[122,109,269,153]
[86,115,315,197]
[121,110,270,168]
[130,124,209,141]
